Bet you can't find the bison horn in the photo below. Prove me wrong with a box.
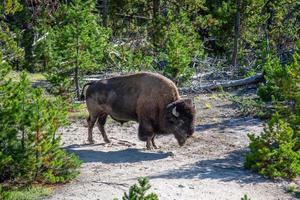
[172,106,180,117]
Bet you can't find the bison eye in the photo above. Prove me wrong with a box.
[167,116,176,123]
[178,119,185,125]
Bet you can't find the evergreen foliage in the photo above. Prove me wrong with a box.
[44,0,111,98]
[246,41,300,179]
[0,0,23,73]
[107,45,153,72]
[115,177,159,200]
[241,194,251,200]
[257,57,286,101]
[1,1,81,185]
[3,0,298,88]
[158,11,204,84]
[246,114,300,178]
[0,73,81,183]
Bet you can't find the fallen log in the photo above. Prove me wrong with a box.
[180,73,264,94]
[84,72,264,94]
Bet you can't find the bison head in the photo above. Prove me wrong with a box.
[165,98,196,146]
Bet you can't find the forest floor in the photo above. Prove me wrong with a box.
[46,88,296,200]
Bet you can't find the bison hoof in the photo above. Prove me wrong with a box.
[146,147,153,150]
[88,139,95,144]
[146,144,154,150]
[104,138,111,143]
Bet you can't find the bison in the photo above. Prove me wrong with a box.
[80,72,195,149]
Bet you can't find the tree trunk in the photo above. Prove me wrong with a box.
[75,63,80,100]
[24,26,35,72]
[232,0,241,68]
[75,26,80,100]
[153,0,160,17]
[265,1,272,53]
[96,0,108,27]
[102,0,108,27]
[152,0,160,50]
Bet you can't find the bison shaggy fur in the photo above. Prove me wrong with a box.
[81,72,195,149]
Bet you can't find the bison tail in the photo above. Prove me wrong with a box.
[79,81,95,101]
[79,93,85,101]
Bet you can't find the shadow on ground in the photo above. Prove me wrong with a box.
[149,148,268,184]
[196,117,262,134]
[64,146,171,164]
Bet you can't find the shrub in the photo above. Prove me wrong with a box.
[245,114,300,179]
[227,94,265,117]
[257,57,287,101]
[114,177,159,200]
[158,11,204,85]
[0,0,80,186]
[0,72,81,184]
[108,46,154,72]
[0,185,51,200]
[246,40,300,179]
[44,0,111,99]
[241,194,251,200]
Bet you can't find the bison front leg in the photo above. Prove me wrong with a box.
[138,122,155,150]
[151,135,159,149]
[97,113,110,143]
[146,138,153,150]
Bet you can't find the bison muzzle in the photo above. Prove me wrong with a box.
[81,72,195,150]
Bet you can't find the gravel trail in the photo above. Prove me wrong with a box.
[46,92,294,200]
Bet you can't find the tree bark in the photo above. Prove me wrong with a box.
[232,0,241,68]
[75,25,80,100]
[102,0,108,27]
[75,63,80,100]
[152,0,160,50]
[153,0,160,17]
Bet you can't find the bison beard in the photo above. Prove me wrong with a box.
[81,72,196,150]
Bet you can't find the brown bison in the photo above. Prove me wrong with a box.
[80,72,195,149]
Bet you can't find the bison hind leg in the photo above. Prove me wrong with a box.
[87,114,97,144]
[97,113,110,143]
[138,131,148,141]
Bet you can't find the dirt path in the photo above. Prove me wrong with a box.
[46,91,293,200]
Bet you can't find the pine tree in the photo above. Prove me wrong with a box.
[46,0,111,99]
[0,72,81,183]
[114,177,159,200]
[0,1,81,184]
[159,11,204,85]
[0,0,23,73]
